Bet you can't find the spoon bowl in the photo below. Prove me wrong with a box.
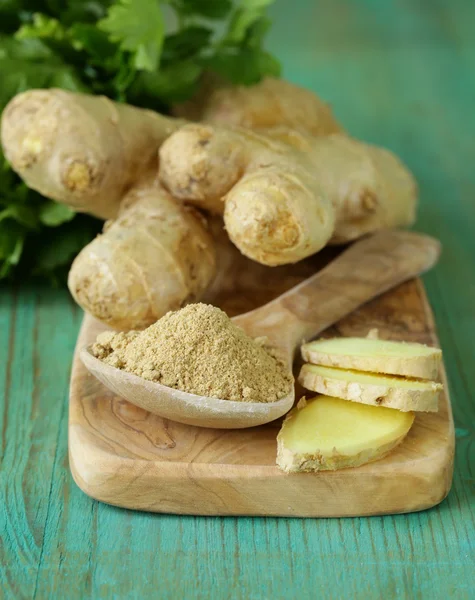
[80,347,294,428]
[80,230,441,429]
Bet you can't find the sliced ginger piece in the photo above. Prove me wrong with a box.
[277,395,414,472]
[299,364,442,412]
[301,337,442,380]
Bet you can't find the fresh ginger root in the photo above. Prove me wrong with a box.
[159,125,417,265]
[277,395,414,472]
[0,80,415,326]
[68,175,216,330]
[298,364,442,412]
[1,89,182,219]
[1,81,344,329]
[1,78,338,221]
[301,337,442,380]
[174,76,343,136]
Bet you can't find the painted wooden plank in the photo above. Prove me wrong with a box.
[0,288,85,598]
[1,1,474,599]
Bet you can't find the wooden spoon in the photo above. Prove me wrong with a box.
[80,230,440,429]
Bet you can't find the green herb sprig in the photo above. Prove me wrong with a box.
[0,0,279,283]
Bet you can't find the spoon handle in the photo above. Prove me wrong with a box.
[234,230,441,356]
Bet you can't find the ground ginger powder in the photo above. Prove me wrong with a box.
[92,303,292,403]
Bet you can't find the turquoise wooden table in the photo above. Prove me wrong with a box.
[1,1,474,598]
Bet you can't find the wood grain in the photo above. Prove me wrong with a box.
[2,2,475,598]
[77,231,440,430]
[69,271,454,517]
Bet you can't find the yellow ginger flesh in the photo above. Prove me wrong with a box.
[277,395,414,472]
[301,337,442,380]
[299,364,442,412]
[302,364,439,390]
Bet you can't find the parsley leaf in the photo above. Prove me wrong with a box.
[99,0,165,71]
[225,0,274,44]
[0,0,280,283]
[206,47,280,85]
[162,26,212,62]
[32,215,101,275]
[130,60,202,104]
[0,220,25,278]
[39,201,76,226]
[176,0,233,20]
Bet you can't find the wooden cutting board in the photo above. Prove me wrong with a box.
[69,244,454,518]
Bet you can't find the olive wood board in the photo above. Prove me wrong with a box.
[69,247,454,518]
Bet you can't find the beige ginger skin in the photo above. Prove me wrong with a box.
[1,88,182,219]
[174,76,343,136]
[1,79,346,328]
[159,125,417,265]
[1,78,417,327]
[68,176,216,330]
[0,79,338,221]
[1,89,205,330]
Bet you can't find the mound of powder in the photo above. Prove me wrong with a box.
[92,303,292,403]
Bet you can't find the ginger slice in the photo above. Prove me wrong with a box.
[301,337,442,380]
[298,364,442,412]
[277,395,414,472]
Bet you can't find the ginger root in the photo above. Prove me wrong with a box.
[174,76,342,136]
[1,79,339,221]
[68,176,216,330]
[301,337,442,380]
[159,126,417,265]
[298,364,442,412]
[1,82,344,328]
[1,89,182,219]
[0,80,417,327]
[277,395,414,472]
